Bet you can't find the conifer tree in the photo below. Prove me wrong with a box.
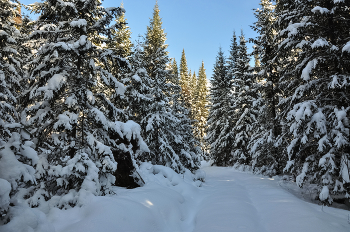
[141,2,199,172]
[227,31,239,82]
[230,31,257,165]
[190,71,197,96]
[193,62,209,148]
[0,0,37,221]
[123,41,153,124]
[179,49,192,110]
[275,0,350,204]
[23,0,147,208]
[210,32,240,166]
[248,0,281,174]
[170,58,179,84]
[108,2,132,58]
[206,48,232,165]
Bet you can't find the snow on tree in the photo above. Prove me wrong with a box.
[179,49,192,111]
[275,0,350,204]
[0,0,39,224]
[230,31,257,165]
[206,48,233,166]
[169,57,179,85]
[192,62,209,151]
[22,0,147,208]
[123,41,153,124]
[140,2,200,173]
[107,2,132,58]
[248,0,283,175]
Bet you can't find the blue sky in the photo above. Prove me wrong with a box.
[21,0,261,78]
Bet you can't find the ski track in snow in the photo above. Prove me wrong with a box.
[195,166,349,232]
[48,166,350,232]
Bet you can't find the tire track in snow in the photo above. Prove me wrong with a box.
[193,166,350,232]
[193,167,268,232]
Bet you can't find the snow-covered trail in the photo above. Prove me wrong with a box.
[46,164,350,232]
[194,166,349,232]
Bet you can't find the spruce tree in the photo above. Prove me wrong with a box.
[193,62,209,149]
[179,49,192,110]
[206,48,232,165]
[0,0,37,222]
[275,0,350,204]
[230,31,257,165]
[190,71,197,97]
[248,0,282,175]
[141,2,199,172]
[108,2,132,58]
[23,0,146,208]
[123,41,153,124]
[170,58,179,84]
[227,31,239,82]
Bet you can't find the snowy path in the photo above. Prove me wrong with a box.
[194,166,349,232]
[47,165,350,232]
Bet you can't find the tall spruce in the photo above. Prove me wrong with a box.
[275,0,350,204]
[170,58,179,84]
[206,48,232,165]
[141,2,199,172]
[108,2,132,58]
[193,62,209,149]
[179,49,192,110]
[23,0,147,208]
[0,0,37,222]
[230,31,257,165]
[248,0,281,175]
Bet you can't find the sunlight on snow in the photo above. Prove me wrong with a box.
[142,200,154,208]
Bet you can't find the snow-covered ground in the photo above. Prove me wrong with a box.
[2,163,350,232]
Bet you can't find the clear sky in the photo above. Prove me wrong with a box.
[21,0,261,79]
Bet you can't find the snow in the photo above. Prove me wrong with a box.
[0,205,55,232]
[3,164,349,232]
[342,41,350,53]
[341,161,350,183]
[132,74,141,82]
[311,38,329,49]
[38,74,66,93]
[319,186,330,201]
[70,19,87,28]
[0,143,36,188]
[312,6,330,14]
[0,179,11,211]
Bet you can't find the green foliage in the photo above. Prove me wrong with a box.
[108,2,133,58]
[193,62,209,146]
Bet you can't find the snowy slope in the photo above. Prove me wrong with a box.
[3,163,349,232]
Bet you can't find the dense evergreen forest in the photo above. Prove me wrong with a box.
[0,0,349,227]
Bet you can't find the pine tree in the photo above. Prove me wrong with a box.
[108,2,132,58]
[170,58,179,84]
[248,0,282,175]
[230,31,257,165]
[210,32,240,166]
[123,41,153,124]
[141,2,199,172]
[193,62,209,149]
[206,48,233,165]
[275,0,350,204]
[190,71,197,96]
[227,31,239,82]
[179,49,192,110]
[0,0,37,222]
[23,0,147,208]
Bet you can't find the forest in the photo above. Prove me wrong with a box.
[0,0,350,231]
